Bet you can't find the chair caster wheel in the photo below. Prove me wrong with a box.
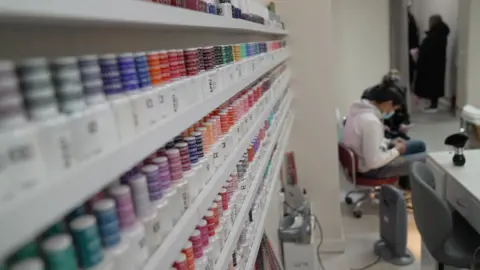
[345,197,353,205]
[353,210,362,218]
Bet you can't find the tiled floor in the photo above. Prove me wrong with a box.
[325,111,459,270]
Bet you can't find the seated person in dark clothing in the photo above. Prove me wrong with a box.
[362,70,411,140]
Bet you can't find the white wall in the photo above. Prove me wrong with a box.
[410,0,459,99]
[274,0,346,252]
[464,1,480,108]
[270,0,391,253]
[332,0,391,115]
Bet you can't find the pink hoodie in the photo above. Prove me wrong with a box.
[341,100,399,172]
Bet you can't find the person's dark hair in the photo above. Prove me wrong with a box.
[429,14,442,29]
[365,79,404,106]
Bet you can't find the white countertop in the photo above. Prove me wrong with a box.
[428,150,480,201]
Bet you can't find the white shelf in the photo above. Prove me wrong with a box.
[244,113,294,270]
[142,70,291,270]
[0,50,289,258]
[214,92,293,270]
[0,0,287,35]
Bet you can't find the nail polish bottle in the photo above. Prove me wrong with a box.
[176,142,199,201]
[185,136,204,194]
[181,241,195,270]
[69,215,114,270]
[51,57,106,163]
[92,199,135,270]
[152,156,181,226]
[166,148,190,212]
[128,174,163,254]
[119,53,159,132]
[189,230,207,270]
[99,54,136,143]
[197,221,214,269]
[78,56,119,154]
[151,198,170,245]
[19,59,74,179]
[228,249,238,270]
[41,234,78,270]
[109,185,148,268]
[196,127,215,181]
[9,258,44,270]
[147,51,172,121]
[191,131,209,187]
[0,61,44,202]
[214,224,224,252]
[173,253,188,270]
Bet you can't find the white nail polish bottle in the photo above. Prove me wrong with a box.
[22,70,74,178]
[85,101,118,154]
[120,53,159,133]
[99,54,136,143]
[152,83,170,121]
[214,224,224,251]
[103,241,132,270]
[2,60,45,200]
[122,222,148,269]
[51,58,107,163]
[59,91,101,163]
[203,243,214,270]
[205,151,215,180]
[154,198,172,241]
[107,94,136,142]
[175,179,191,212]
[162,186,182,226]
[128,174,163,254]
[183,170,198,202]
[79,56,120,155]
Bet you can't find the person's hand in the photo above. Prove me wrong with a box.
[395,142,407,154]
[399,124,409,133]
[394,138,405,144]
[410,48,419,62]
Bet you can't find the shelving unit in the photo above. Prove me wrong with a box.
[0,50,289,258]
[244,113,294,269]
[215,92,292,270]
[144,71,291,269]
[0,1,291,269]
[0,0,287,34]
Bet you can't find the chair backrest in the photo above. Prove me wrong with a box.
[338,143,358,176]
[335,108,343,142]
[410,162,452,258]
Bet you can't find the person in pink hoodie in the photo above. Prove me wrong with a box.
[341,78,426,188]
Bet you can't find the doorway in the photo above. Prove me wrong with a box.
[389,0,462,115]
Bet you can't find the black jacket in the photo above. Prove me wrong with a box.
[408,12,419,84]
[414,21,450,99]
[408,12,420,49]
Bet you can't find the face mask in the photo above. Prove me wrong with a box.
[383,111,395,120]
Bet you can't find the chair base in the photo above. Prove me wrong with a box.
[345,187,380,218]
[374,240,415,266]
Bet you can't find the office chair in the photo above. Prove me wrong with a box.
[338,143,398,218]
[410,162,480,269]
